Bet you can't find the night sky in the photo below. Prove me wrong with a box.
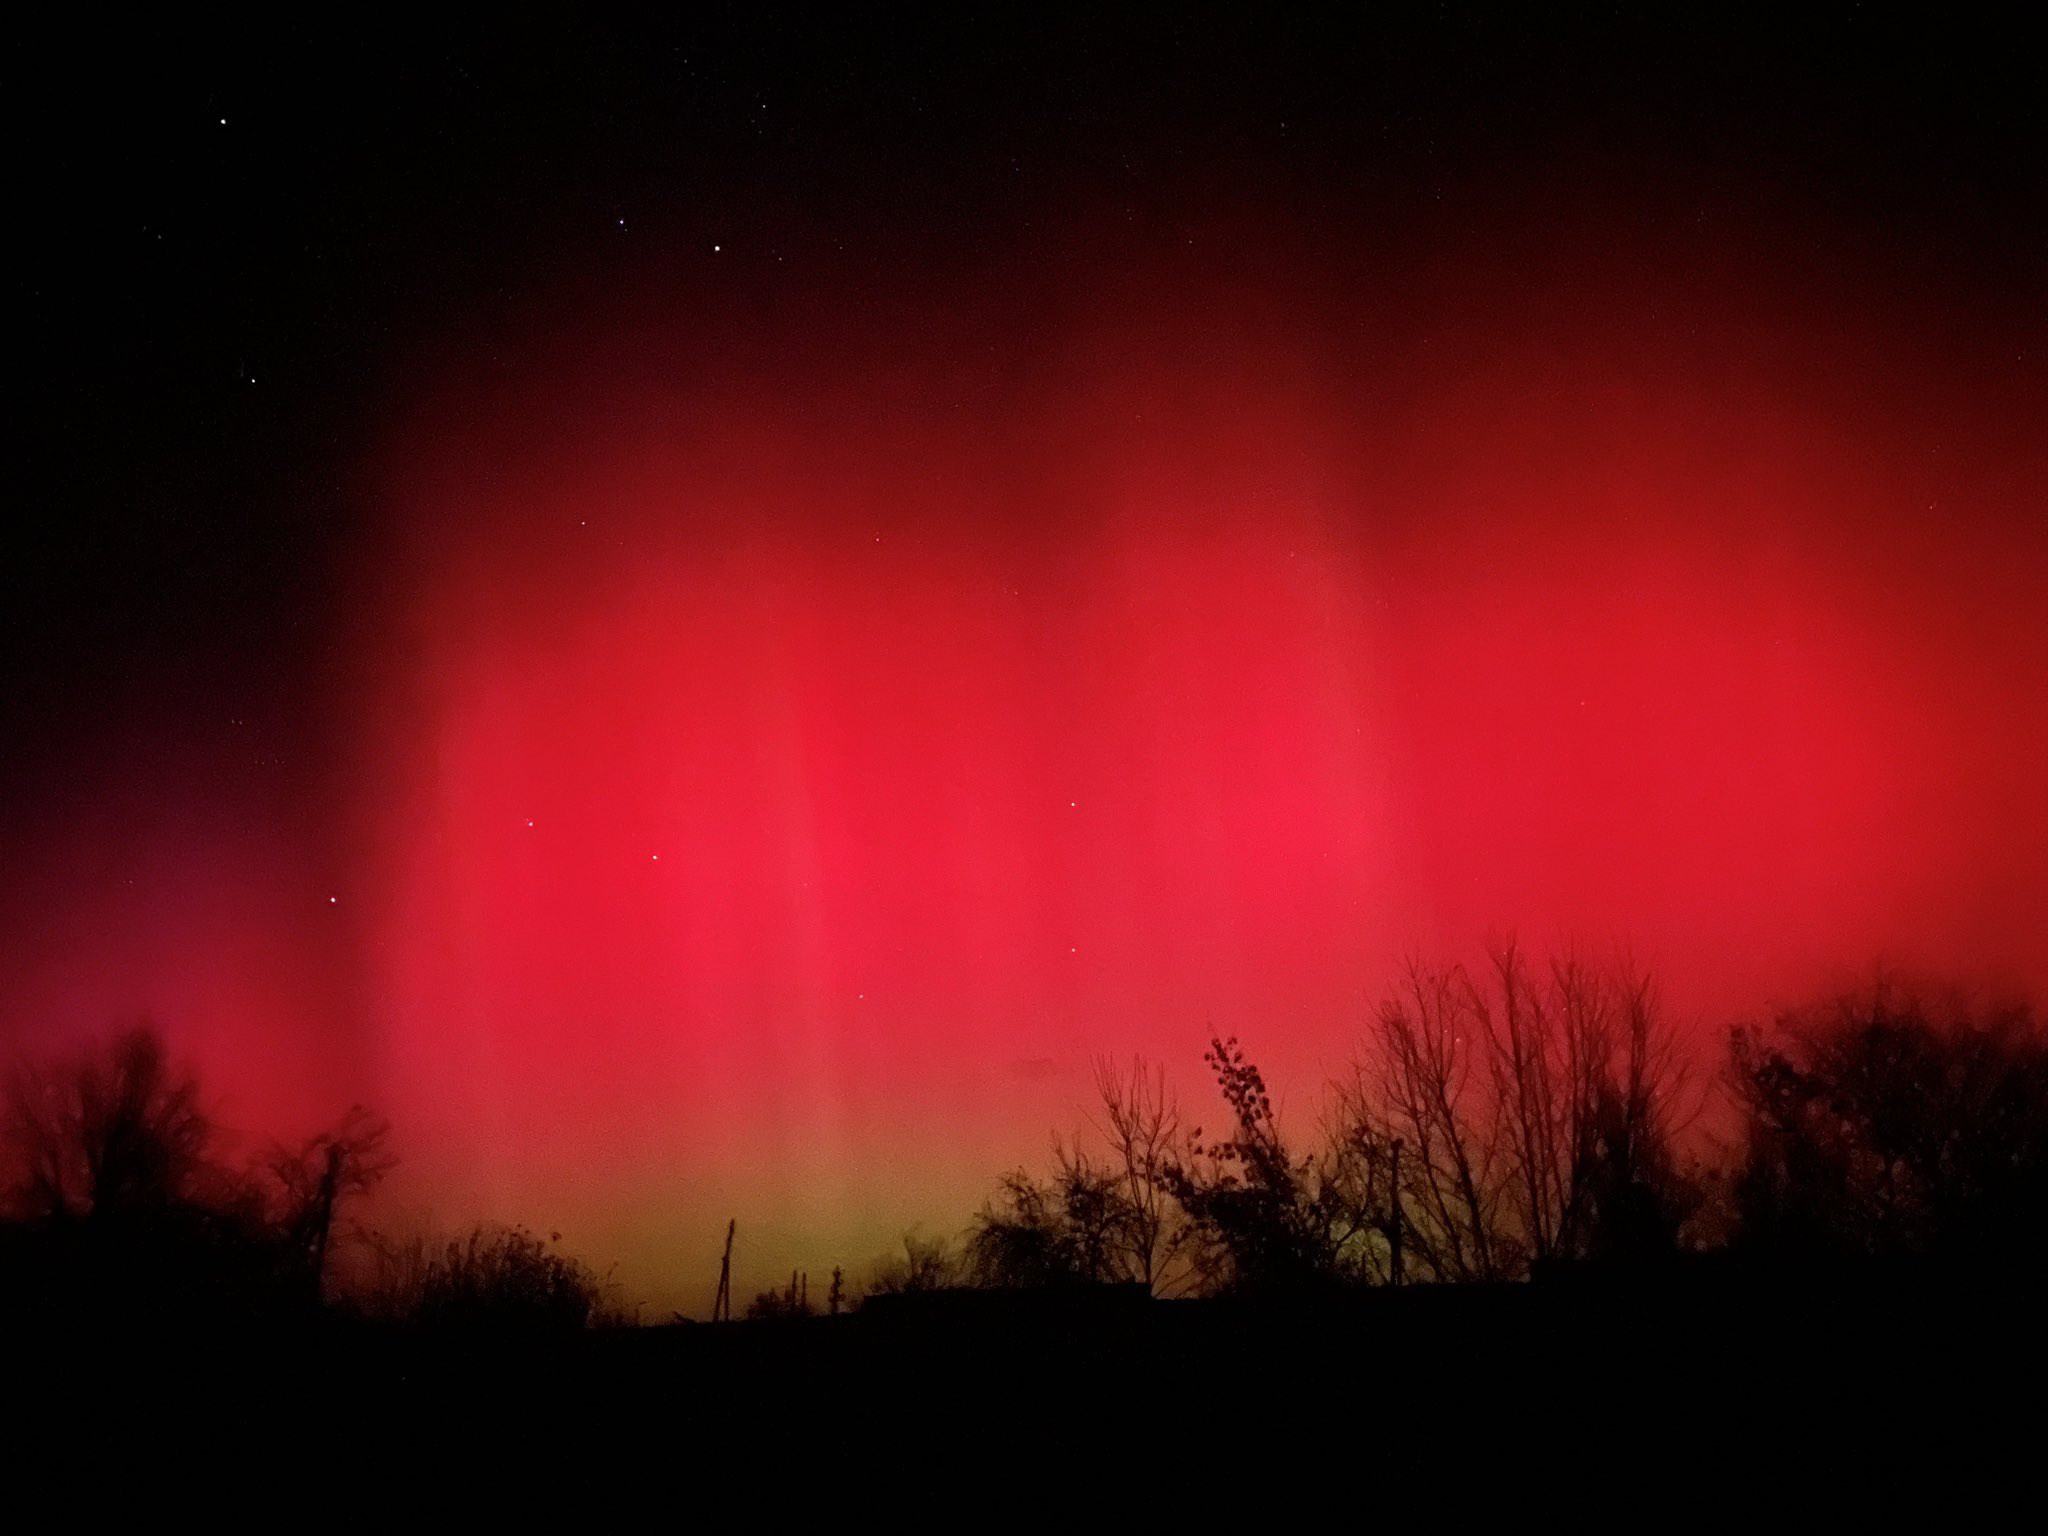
[7,10,2043,1312]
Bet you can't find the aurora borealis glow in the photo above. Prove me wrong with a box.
[7,13,2042,1313]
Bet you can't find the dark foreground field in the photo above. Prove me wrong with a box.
[10,1263,2039,1510]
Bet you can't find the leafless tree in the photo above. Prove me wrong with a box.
[1089,1056,1198,1295]
[265,1106,395,1302]
[1345,944,1698,1280]
[866,1230,958,1296]
[1,1026,410,1316]
[965,1056,1201,1293]
[1355,962,1509,1281]
[3,1026,216,1225]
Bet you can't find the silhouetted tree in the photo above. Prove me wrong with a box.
[967,1056,1198,1294]
[965,1152,1129,1287]
[1730,982,2048,1265]
[4,1026,215,1226]
[966,1168,1076,1286]
[3,1027,416,1316]
[1489,947,1698,1269]
[865,1231,957,1296]
[1345,945,1698,1281]
[1164,1037,1389,1293]
[264,1106,395,1304]
[1089,1056,1198,1295]
[1349,965,1506,1281]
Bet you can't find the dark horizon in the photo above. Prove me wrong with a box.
[6,967,2045,1326]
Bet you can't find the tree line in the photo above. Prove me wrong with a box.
[0,1027,628,1331]
[930,947,2046,1299]
[3,943,2043,1329]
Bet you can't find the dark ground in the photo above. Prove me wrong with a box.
[11,1264,2038,1513]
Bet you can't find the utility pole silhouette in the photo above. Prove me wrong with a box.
[712,1219,735,1322]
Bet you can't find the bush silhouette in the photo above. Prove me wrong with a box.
[865,1231,957,1296]
[1731,983,2048,1265]
[746,1270,814,1319]
[395,1225,618,1333]
[1,1025,390,1322]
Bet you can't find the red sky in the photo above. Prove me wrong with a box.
[5,203,2042,1313]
